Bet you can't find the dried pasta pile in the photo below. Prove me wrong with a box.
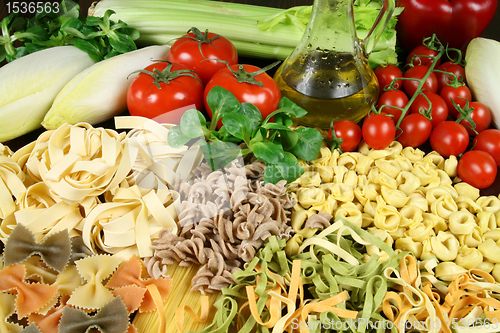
[2,115,500,333]
[288,141,500,282]
[0,223,173,332]
[0,117,206,332]
[144,158,295,294]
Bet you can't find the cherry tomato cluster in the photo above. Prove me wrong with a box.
[126,27,281,125]
[376,42,497,189]
[329,37,498,189]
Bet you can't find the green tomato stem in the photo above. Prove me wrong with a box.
[394,46,446,130]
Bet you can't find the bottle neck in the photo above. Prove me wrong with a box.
[301,0,357,54]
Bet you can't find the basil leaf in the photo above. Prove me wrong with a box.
[206,86,241,120]
[289,127,323,161]
[180,109,207,139]
[73,38,104,62]
[279,130,299,151]
[61,17,84,33]
[167,125,191,147]
[109,32,137,54]
[199,141,242,171]
[273,113,294,127]
[264,152,304,184]
[250,127,268,145]
[262,122,291,131]
[239,102,263,130]
[118,26,140,41]
[279,96,308,118]
[252,141,285,165]
[222,113,251,141]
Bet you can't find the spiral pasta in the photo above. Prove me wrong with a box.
[145,158,295,293]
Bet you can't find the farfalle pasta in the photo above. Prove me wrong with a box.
[1,293,22,332]
[59,297,130,333]
[106,255,172,313]
[68,254,123,310]
[0,264,58,318]
[0,218,173,332]
[3,224,71,272]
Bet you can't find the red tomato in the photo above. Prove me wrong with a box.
[403,65,438,97]
[457,150,497,189]
[362,114,396,150]
[406,45,441,67]
[440,84,472,118]
[374,64,403,90]
[458,101,492,136]
[327,120,362,152]
[127,62,204,123]
[473,129,500,166]
[409,91,448,128]
[430,121,469,157]
[377,90,409,124]
[204,64,281,124]
[167,28,238,85]
[397,113,432,148]
[435,61,466,92]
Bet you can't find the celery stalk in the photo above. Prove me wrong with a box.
[90,0,402,67]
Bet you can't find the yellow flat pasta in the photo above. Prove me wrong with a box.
[114,116,204,188]
[82,185,179,259]
[21,123,132,204]
[0,155,26,220]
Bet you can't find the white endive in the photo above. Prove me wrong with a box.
[0,46,95,142]
[465,37,500,128]
[42,45,171,130]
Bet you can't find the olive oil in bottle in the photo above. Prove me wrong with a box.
[273,0,395,129]
[274,51,379,129]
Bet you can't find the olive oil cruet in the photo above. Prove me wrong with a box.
[274,0,396,128]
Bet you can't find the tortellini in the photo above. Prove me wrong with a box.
[289,141,500,281]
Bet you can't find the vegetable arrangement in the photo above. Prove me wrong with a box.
[1,2,500,333]
[327,36,499,189]
[90,0,403,68]
[0,45,95,142]
[0,0,154,142]
[0,0,140,62]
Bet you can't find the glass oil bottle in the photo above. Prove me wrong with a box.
[274,0,395,129]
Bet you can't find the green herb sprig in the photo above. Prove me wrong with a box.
[0,0,139,63]
[168,86,323,184]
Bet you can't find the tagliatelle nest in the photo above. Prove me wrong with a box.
[12,122,131,205]
[0,118,206,258]
[144,158,296,293]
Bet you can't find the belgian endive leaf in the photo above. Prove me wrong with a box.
[42,45,171,130]
[0,46,95,142]
[465,38,500,128]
